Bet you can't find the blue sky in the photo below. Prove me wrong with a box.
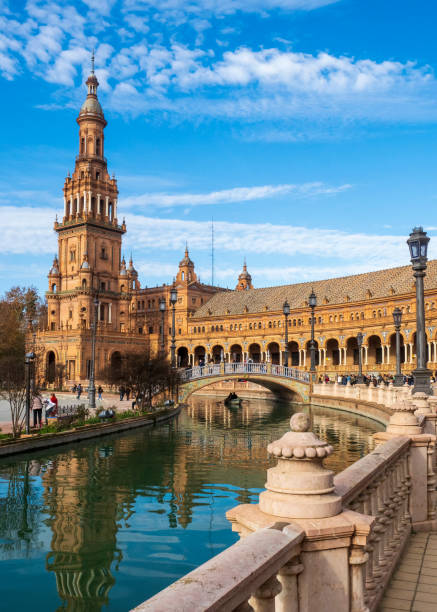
[2,0,437,294]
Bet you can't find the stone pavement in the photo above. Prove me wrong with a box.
[379,532,437,612]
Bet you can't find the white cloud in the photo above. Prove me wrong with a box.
[120,182,350,208]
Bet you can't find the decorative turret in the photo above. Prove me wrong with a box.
[236,259,253,291]
[120,256,127,276]
[176,245,197,284]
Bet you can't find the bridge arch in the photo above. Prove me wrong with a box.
[179,373,309,404]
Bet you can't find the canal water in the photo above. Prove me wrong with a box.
[0,397,383,611]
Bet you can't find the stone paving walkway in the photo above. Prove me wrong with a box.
[379,532,437,612]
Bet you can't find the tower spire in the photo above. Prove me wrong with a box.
[91,48,95,74]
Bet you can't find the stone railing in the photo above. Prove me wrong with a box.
[132,402,437,612]
[180,362,310,383]
[312,380,413,410]
[133,525,305,611]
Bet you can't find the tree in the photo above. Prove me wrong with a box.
[101,352,180,409]
[0,287,46,436]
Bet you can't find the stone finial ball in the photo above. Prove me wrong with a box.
[290,412,310,432]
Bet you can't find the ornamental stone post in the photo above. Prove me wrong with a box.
[227,413,374,612]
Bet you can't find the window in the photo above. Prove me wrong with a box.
[81,137,85,153]
[268,321,272,328]
[69,310,73,319]
[69,250,76,262]
[51,322,56,331]
[138,327,143,334]
[182,272,185,280]
[96,171,100,180]
[100,281,106,291]
[149,326,154,334]
[100,247,108,260]
[96,138,101,155]
[178,328,181,334]
[52,283,57,292]
[82,279,87,289]
[192,297,196,304]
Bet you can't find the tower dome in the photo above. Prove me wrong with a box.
[236,260,253,291]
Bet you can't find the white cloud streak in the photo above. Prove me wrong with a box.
[120,182,351,208]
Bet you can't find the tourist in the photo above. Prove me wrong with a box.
[76,383,82,399]
[31,392,43,428]
[119,385,126,400]
[126,387,131,400]
[71,384,77,393]
[98,385,103,400]
[50,392,58,416]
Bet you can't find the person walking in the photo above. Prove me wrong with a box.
[76,383,82,399]
[50,392,58,416]
[119,385,125,401]
[32,393,43,428]
[126,387,131,401]
[98,385,103,400]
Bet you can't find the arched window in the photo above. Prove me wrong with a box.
[82,279,87,289]
[182,271,185,280]
[81,137,85,154]
[52,283,57,292]
[96,138,101,156]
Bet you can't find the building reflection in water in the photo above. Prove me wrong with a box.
[0,395,383,611]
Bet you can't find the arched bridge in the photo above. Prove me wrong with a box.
[178,362,311,403]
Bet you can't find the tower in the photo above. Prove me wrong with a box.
[176,246,197,285]
[44,57,135,382]
[236,260,253,291]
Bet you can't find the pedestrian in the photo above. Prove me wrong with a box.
[31,392,43,428]
[76,383,82,399]
[119,385,125,401]
[98,385,103,400]
[126,387,131,401]
[50,392,58,416]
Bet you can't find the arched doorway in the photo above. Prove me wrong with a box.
[177,346,189,367]
[267,342,280,364]
[46,351,56,383]
[110,351,122,382]
[288,341,299,366]
[249,343,261,362]
[389,332,405,367]
[367,335,382,367]
[194,346,206,365]
[346,337,359,366]
[230,344,242,363]
[305,340,319,366]
[212,344,224,363]
[326,339,340,367]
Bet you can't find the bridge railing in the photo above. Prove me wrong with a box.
[131,525,304,612]
[179,362,310,383]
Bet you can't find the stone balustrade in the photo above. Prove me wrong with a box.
[132,403,437,612]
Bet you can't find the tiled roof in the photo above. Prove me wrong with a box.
[192,260,437,318]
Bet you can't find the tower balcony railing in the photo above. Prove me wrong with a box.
[75,154,107,165]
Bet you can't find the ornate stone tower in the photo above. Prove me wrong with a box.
[43,58,140,382]
[235,260,253,291]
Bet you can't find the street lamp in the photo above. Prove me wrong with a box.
[393,307,404,387]
[159,297,166,358]
[309,289,317,375]
[283,300,290,367]
[356,332,364,384]
[88,294,99,410]
[407,226,431,394]
[170,287,178,368]
[25,351,36,434]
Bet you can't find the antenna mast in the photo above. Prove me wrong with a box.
[211,217,214,286]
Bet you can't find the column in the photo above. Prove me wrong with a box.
[114,198,117,220]
[433,342,436,363]
[338,348,342,366]
[76,193,80,215]
[386,345,390,365]
[88,190,92,214]
[364,346,368,365]
[105,196,109,217]
[108,303,112,324]
[303,350,306,367]
[82,190,87,214]
[97,193,101,215]
[409,343,414,363]
[428,342,432,363]
[343,347,347,366]
[323,348,327,366]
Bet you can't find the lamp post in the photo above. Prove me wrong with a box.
[25,351,35,434]
[407,226,431,394]
[159,297,166,358]
[393,307,404,386]
[88,294,99,410]
[309,289,317,375]
[170,287,178,368]
[283,300,290,367]
[356,332,364,384]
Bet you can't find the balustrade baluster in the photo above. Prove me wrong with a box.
[362,486,376,596]
[249,574,282,612]
[349,545,370,612]
[276,556,303,612]
[427,439,437,521]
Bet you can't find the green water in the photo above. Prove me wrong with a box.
[0,397,383,611]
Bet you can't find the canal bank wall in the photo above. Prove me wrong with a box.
[0,404,181,458]
[310,393,391,426]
